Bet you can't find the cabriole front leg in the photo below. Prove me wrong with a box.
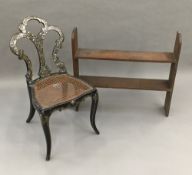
[40,113,51,161]
[90,91,100,135]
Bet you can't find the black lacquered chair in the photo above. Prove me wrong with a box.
[10,16,99,160]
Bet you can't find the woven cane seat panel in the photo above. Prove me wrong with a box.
[33,74,93,109]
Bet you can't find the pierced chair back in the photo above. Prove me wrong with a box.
[9,17,99,161]
[10,16,67,81]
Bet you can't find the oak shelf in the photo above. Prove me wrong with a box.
[71,27,182,116]
[80,76,171,91]
[76,49,175,63]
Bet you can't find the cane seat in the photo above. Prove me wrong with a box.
[32,74,94,110]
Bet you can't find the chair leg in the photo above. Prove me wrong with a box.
[26,103,35,123]
[90,91,100,135]
[75,101,81,111]
[40,114,51,161]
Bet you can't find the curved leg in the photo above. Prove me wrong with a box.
[40,114,51,161]
[26,103,35,123]
[90,91,100,135]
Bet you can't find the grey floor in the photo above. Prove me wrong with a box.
[0,71,192,175]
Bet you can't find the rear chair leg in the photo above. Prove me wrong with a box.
[75,101,81,112]
[26,84,35,123]
[26,103,35,123]
[90,91,100,135]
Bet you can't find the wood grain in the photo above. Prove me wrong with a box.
[71,27,79,77]
[76,49,175,63]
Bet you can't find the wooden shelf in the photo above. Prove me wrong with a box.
[76,49,175,63]
[72,28,182,116]
[80,76,171,91]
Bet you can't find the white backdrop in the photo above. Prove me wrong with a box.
[0,1,192,175]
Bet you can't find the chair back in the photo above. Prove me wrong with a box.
[10,16,67,81]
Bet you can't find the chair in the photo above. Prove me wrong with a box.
[10,16,99,160]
